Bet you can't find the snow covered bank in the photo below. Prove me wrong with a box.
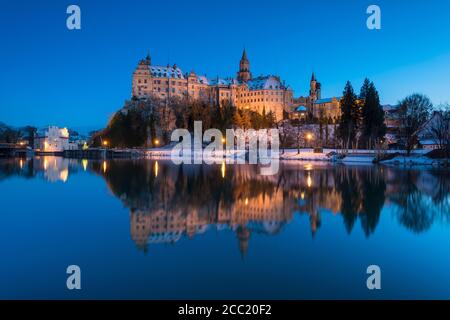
[380,155,444,166]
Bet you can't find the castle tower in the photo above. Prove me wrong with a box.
[132,54,152,97]
[237,49,252,83]
[309,72,321,102]
[145,52,151,66]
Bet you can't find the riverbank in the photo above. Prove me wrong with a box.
[3,146,448,167]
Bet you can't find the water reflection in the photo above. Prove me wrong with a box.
[0,156,80,183]
[1,158,449,253]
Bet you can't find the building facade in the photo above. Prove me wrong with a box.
[34,126,77,152]
[131,50,294,121]
[291,73,341,122]
[312,97,342,121]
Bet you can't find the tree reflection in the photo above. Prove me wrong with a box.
[1,157,449,252]
[389,170,450,233]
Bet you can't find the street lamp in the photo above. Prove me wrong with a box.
[154,139,160,147]
[306,133,313,149]
[103,140,109,148]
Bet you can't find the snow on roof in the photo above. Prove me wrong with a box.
[314,97,341,104]
[382,104,400,111]
[209,78,239,86]
[150,65,185,79]
[196,75,209,85]
[247,76,284,90]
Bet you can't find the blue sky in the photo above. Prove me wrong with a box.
[1,0,450,131]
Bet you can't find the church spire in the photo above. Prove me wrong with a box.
[237,49,252,82]
[311,71,316,82]
[241,48,248,61]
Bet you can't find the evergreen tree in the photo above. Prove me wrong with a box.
[361,79,386,149]
[337,81,358,150]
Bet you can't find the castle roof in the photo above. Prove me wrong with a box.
[314,97,341,104]
[209,78,239,86]
[196,75,209,85]
[247,76,285,90]
[150,65,184,79]
[295,105,308,112]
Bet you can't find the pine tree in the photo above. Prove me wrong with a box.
[361,80,386,149]
[337,81,358,150]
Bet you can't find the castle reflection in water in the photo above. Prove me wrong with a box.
[1,157,449,255]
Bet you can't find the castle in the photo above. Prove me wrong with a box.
[131,50,294,121]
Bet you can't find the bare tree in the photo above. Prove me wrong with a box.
[398,94,433,156]
[428,103,450,159]
[276,120,290,155]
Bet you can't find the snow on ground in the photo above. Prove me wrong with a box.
[381,155,439,166]
[143,147,444,167]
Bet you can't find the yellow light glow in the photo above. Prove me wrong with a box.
[44,141,49,152]
[59,169,69,183]
[82,159,88,171]
[154,139,160,146]
[102,161,107,173]
[103,140,109,147]
[222,138,226,144]
[82,143,89,150]
[306,133,313,141]
[301,192,305,200]
[19,159,23,169]
[154,161,159,178]
[307,172,312,188]
[43,158,48,170]
[304,163,313,171]
[245,198,249,206]
[221,161,226,179]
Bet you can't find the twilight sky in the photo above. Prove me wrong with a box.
[1,0,450,131]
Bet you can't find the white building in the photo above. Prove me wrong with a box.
[34,126,78,152]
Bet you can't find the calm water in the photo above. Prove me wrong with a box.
[0,157,449,299]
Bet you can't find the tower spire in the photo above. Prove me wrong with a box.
[237,49,252,82]
[242,48,248,61]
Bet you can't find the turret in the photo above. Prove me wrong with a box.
[309,72,321,102]
[237,49,252,82]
